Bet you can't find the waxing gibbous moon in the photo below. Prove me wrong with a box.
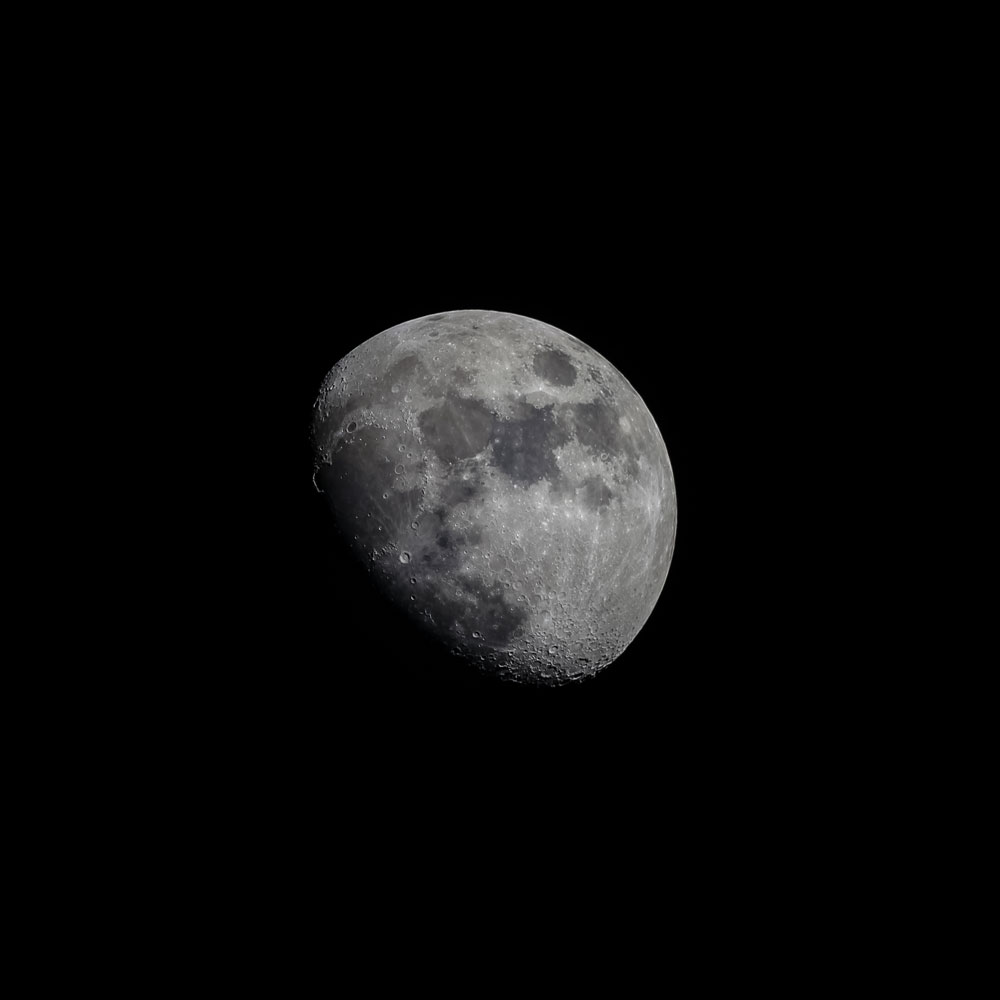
[311,309,677,685]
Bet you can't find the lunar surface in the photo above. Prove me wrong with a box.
[311,310,677,685]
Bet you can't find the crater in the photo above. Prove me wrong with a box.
[440,464,486,507]
[435,525,483,549]
[569,399,640,480]
[581,475,615,511]
[533,349,577,387]
[404,562,528,649]
[315,427,424,547]
[387,354,421,386]
[456,576,528,646]
[418,394,494,464]
[490,400,570,486]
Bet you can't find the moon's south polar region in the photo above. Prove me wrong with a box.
[311,310,677,685]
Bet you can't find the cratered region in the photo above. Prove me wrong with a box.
[311,309,677,686]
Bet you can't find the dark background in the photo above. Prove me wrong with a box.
[182,82,834,828]
[72,44,887,957]
[78,26,890,955]
[216,176,806,807]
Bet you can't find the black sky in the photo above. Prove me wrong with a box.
[197,112,828,815]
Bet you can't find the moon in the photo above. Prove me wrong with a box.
[311,309,677,685]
